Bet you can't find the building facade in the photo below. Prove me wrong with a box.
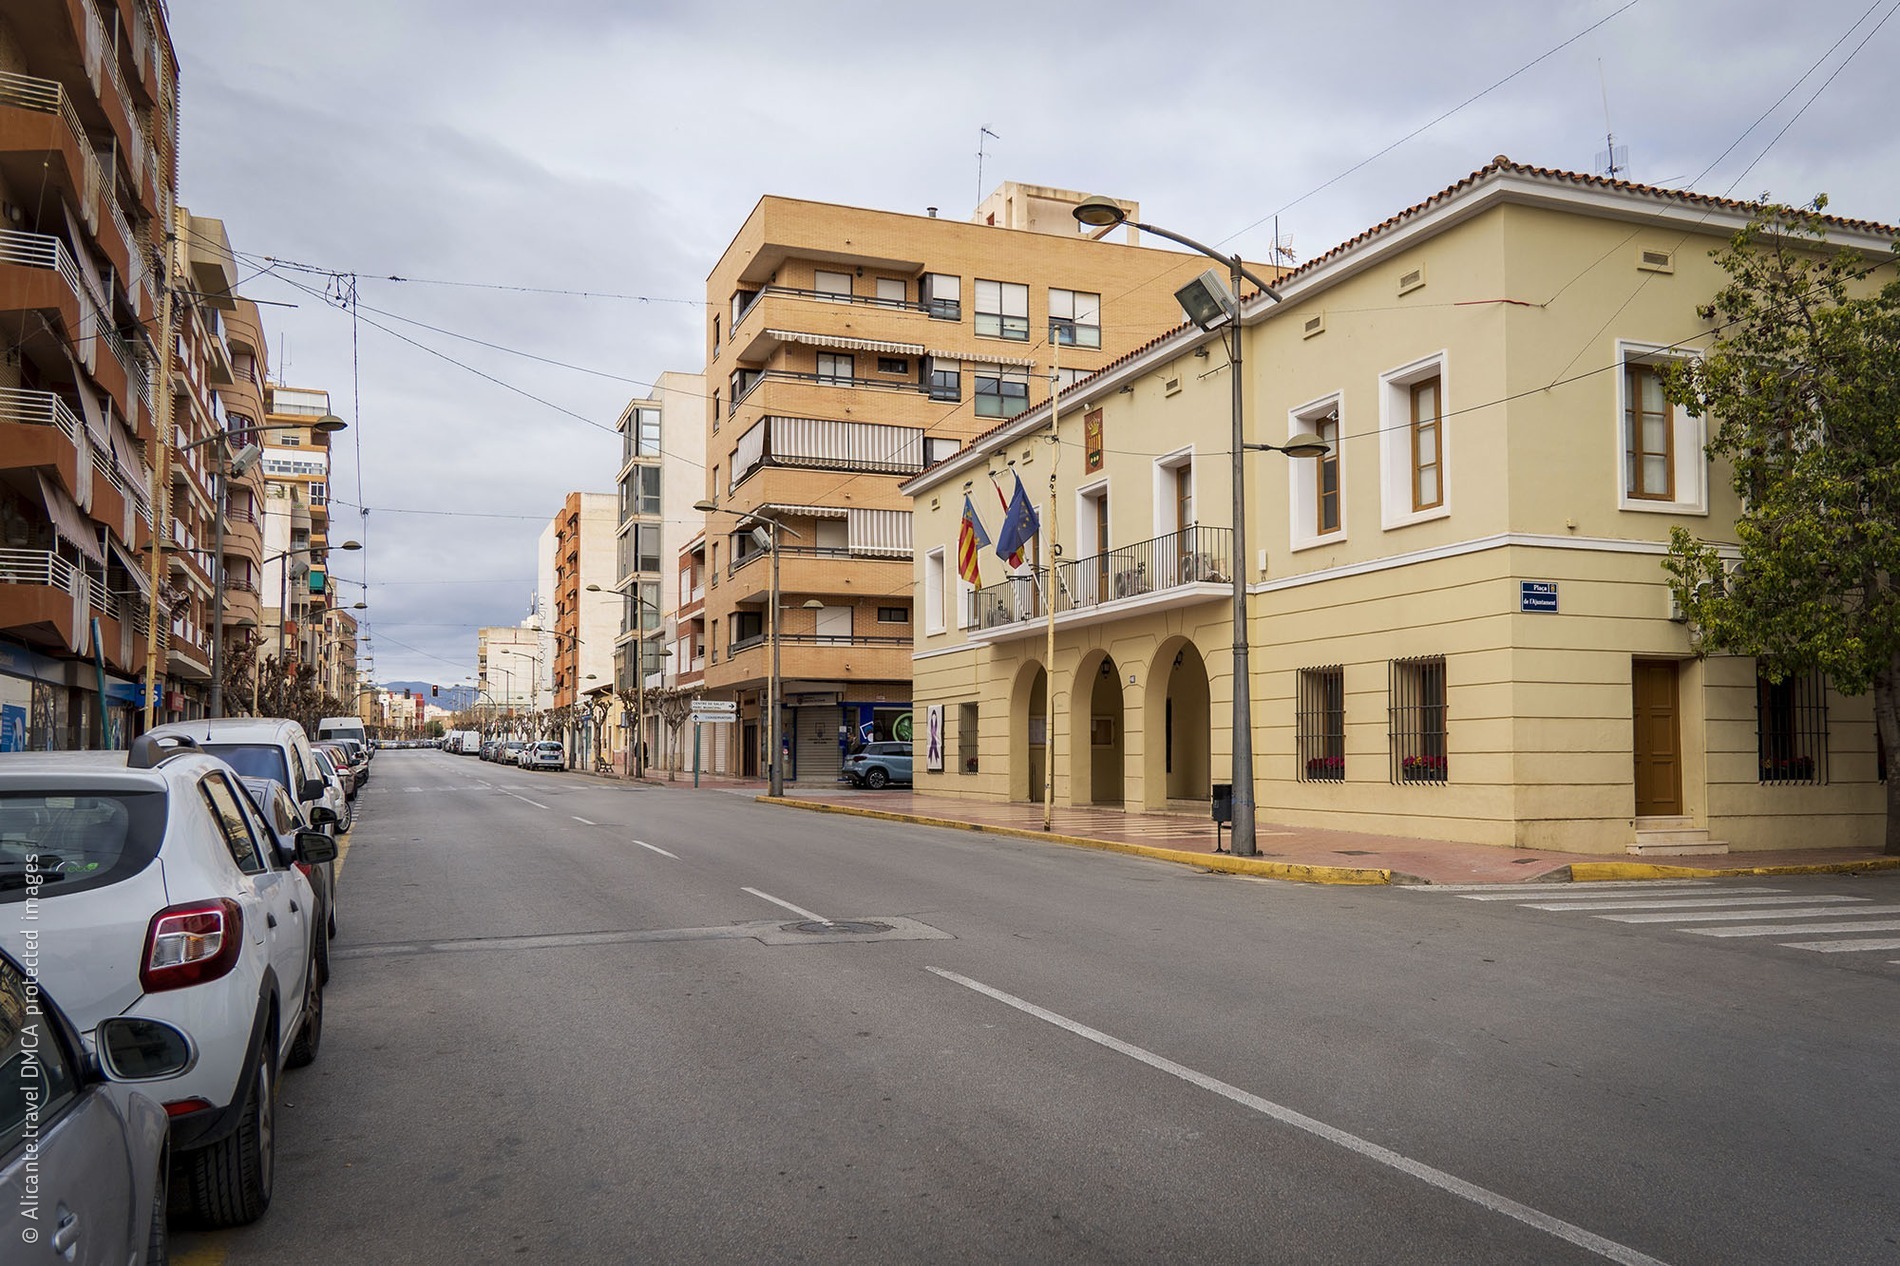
[0,1,179,746]
[613,370,704,772]
[477,624,540,720]
[904,160,1893,856]
[688,184,1216,784]
[258,384,344,679]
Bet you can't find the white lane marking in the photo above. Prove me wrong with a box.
[405,786,424,792]
[1414,880,1715,894]
[1692,920,1900,939]
[630,839,678,859]
[1600,904,1900,924]
[743,887,830,925]
[1523,894,1861,913]
[1783,937,1900,953]
[1455,888,1754,902]
[572,816,597,825]
[927,967,1669,1266]
[501,791,549,810]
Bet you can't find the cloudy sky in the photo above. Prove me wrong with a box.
[166,0,1900,687]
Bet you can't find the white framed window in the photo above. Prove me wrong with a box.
[1379,352,1452,530]
[875,277,906,306]
[975,279,1029,341]
[1615,340,1707,516]
[1152,446,1194,538]
[921,273,961,320]
[1289,393,1344,551]
[924,547,946,634]
[1049,289,1102,349]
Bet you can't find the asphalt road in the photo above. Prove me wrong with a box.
[174,750,1900,1265]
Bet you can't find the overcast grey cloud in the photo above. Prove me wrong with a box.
[167,0,1900,685]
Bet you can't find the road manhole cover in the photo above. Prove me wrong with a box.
[784,920,892,936]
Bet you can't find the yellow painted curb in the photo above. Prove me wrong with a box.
[761,797,1394,885]
[1571,857,1900,882]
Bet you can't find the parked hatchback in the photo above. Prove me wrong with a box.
[0,734,332,1227]
[843,742,913,789]
[523,741,564,771]
[0,946,194,1263]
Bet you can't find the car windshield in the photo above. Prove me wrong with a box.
[0,791,168,903]
[200,743,292,790]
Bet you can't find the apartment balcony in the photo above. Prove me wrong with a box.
[967,527,1235,643]
[728,285,937,364]
[719,541,910,609]
[708,629,912,693]
[0,228,134,411]
[0,70,134,276]
[223,574,261,629]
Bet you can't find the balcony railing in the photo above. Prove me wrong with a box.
[731,368,929,406]
[0,385,82,442]
[0,229,133,382]
[969,527,1234,629]
[0,548,81,594]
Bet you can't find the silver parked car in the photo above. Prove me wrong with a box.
[0,947,194,1264]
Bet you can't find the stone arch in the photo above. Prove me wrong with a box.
[1009,660,1049,802]
[1072,649,1124,805]
[1144,637,1212,807]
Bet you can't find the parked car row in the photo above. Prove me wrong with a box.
[1,714,358,1257]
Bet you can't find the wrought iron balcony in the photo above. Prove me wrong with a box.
[968,526,1234,633]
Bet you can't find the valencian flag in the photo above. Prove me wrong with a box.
[994,472,1041,568]
[957,495,990,586]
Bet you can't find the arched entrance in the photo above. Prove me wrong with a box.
[1146,638,1212,807]
[1073,651,1124,805]
[1010,661,1049,803]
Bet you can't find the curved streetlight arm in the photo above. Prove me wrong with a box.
[1120,220,1284,305]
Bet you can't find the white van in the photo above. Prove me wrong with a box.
[318,716,369,756]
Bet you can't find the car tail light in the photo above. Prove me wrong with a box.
[140,899,243,993]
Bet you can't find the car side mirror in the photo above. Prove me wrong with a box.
[299,776,327,801]
[309,805,339,826]
[96,1017,196,1081]
[295,830,338,865]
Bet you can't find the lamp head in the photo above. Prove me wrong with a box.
[750,526,772,551]
[1280,432,1333,459]
[229,443,263,476]
[1174,269,1238,331]
[692,498,717,512]
[313,414,348,434]
[339,540,362,551]
[1072,196,1129,229]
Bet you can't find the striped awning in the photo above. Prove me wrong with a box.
[766,329,924,357]
[757,503,848,519]
[930,348,1037,370]
[848,508,912,558]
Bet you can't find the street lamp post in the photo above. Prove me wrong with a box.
[1072,197,1329,858]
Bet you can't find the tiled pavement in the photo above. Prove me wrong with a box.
[628,772,1896,886]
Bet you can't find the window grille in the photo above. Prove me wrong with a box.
[1296,666,1345,782]
[958,703,979,773]
[1389,656,1447,783]
[1756,669,1828,784]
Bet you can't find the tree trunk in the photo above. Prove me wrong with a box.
[1875,658,1900,856]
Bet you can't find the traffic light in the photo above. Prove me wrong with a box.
[431,685,439,697]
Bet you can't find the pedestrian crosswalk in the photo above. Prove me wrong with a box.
[1406,879,1900,964]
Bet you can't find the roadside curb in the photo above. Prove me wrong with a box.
[761,796,1396,885]
[1566,857,1900,882]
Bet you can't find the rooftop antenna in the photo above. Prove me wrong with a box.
[976,126,999,208]
[1271,215,1297,268]
[1594,59,1628,179]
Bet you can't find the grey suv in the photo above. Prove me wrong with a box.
[843,742,913,789]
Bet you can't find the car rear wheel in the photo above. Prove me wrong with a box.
[181,1037,274,1226]
[864,767,890,790]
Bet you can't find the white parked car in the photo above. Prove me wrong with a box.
[0,732,331,1227]
[522,741,565,771]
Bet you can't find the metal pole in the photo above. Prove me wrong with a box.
[142,253,177,731]
[635,656,645,779]
[1227,254,1257,857]
[209,458,227,717]
[277,550,288,663]
[1043,331,1060,831]
[768,525,783,797]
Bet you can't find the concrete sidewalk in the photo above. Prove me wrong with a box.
[747,784,1899,886]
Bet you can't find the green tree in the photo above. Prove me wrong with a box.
[1663,197,1900,854]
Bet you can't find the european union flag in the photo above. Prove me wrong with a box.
[994,473,1040,566]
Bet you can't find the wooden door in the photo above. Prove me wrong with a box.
[1632,659,1683,816]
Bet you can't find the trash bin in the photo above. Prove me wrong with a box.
[1211,782,1233,825]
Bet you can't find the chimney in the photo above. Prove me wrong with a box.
[926,206,938,218]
